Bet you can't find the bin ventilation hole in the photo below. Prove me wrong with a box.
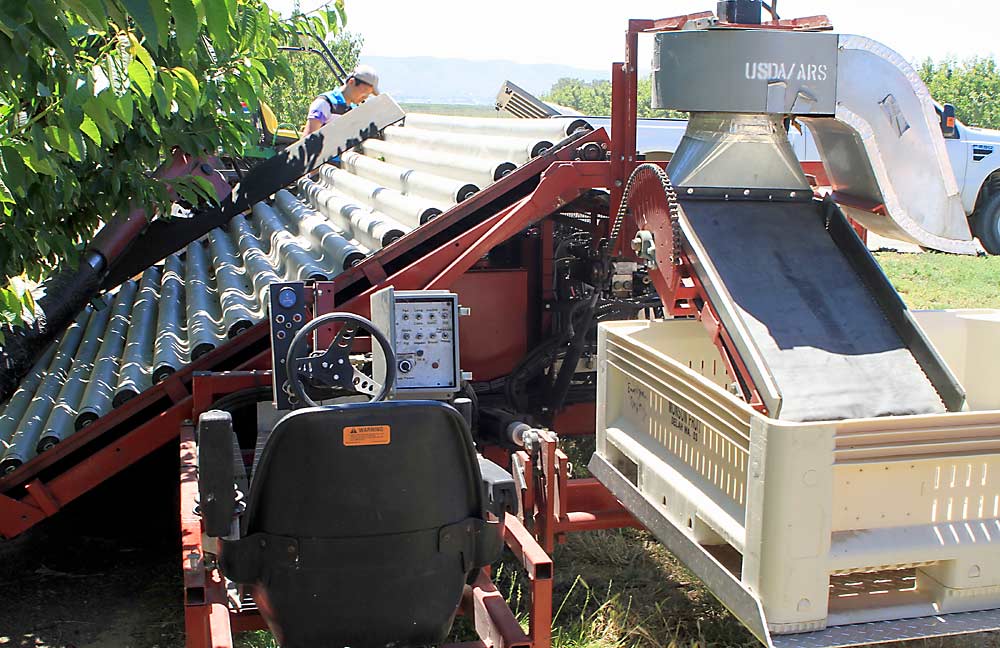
[687,518,693,529]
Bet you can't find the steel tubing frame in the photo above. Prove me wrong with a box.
[0,343,59,452]
[360,138,516,188]
[36,296,114,449]
[153,254,188,382]
[297,177,408,250]
[318,164,443,229]
[272,189,368,269]
[514,429,642,555]
[340,149,479,205]
[205,231,260,340]
[229,215,283,304]
[75,279,139,429]
[404,112,591,142]
[0,311,88,470]
[382,125,551,166]
[250,202,332,281]
[184,242,226,362]
[114,266,162,406]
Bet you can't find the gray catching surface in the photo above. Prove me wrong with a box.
[681,199,945,422]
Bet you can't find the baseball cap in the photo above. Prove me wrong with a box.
[351,64,380,95]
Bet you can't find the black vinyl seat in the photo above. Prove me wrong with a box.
[216,400,504,648]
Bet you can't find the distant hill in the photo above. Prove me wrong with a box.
[360,55,609,106]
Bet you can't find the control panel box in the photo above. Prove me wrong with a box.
[371,287,462,400]
[268,282,308,409]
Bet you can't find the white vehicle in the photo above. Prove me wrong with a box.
[942,112,1000,253]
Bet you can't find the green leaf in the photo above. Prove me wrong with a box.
[161,72,175,99]
[0,4,30,35]
[0,178,13,204]
[44,126,82,161]
[173,181,198,205]
[30,3,74,60]
[203,0,231,51]
[334,0,347,28]
[325,8,339,34]
[21,283,36,314]
[84,96,116,141]
[171,67,200,112]
[152,82,169,114]
[172,66,199,92]
[122,0,161,48]
[63,0,108,29]
[17,144,55,178]
[127,59,152,97]
[150,0,170,48]
[221,0,236,26]
[190,174,220,204]
[0,147,28,193]
[237,8,258,50]
[172,0,199,53]
[0,288,24,329]
[80,115,101,145]
[130,35,155,74]
[106,92,134,125]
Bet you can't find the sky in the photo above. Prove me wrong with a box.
[267,0,1000,71]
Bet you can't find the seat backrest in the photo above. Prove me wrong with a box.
[259,101,279,139]
[244,400,482,537]
[230,400,486,648]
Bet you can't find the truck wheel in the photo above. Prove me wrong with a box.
[973,192,1000,254]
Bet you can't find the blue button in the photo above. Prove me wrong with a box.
[278,287,297,308]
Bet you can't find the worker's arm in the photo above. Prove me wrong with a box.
[303,117,324,135]
[302,96,333,138]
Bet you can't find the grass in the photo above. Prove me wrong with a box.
[874,250,1000,309]
[236,251,1000,648]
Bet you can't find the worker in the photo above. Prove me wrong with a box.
[303,64,380,135]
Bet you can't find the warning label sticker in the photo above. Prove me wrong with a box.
[343,425,391,446]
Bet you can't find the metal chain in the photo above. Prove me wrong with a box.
[609,163,681,264]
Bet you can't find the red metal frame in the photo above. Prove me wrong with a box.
[514,429,641,554]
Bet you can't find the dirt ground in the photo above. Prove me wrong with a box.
[0,446,185,648]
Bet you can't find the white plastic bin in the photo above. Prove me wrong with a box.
[592,311,1000,647]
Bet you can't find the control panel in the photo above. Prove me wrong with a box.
[268,281,308,409]
[370,287,463,400]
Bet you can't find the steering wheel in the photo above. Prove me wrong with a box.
[284,312,396,408]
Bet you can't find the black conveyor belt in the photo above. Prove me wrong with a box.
[681,199,946,422]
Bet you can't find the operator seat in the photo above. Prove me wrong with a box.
[258,101,299,148]
[211,400,507,648]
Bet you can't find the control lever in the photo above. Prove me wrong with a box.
[453,397,474,430]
